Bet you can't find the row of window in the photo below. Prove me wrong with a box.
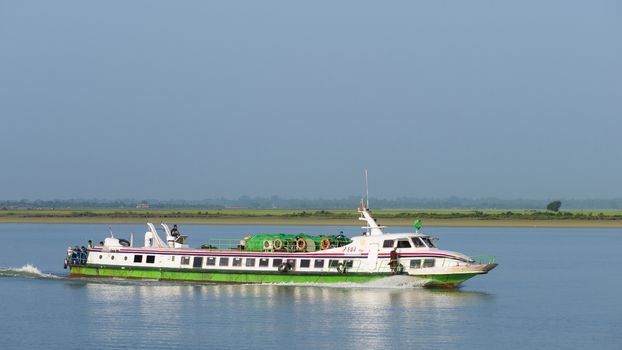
[410,259,435,269]
[97,254,156,263]
[180,256,353,269]
[103,254,437,269]
[133,255,155,263]
[382,237,436,249]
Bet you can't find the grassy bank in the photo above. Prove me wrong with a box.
[1,208,622,227]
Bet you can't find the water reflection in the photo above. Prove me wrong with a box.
[68,280,491,349]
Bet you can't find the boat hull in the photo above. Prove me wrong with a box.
[409,263,498,287]
[69,264,388,284]
[68,264,485,287]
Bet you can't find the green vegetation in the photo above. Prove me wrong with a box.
[547,200,562,212]
[2,208,622,227]
[4,197,622,210]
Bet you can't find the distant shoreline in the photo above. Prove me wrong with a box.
[1,208,622,228]
[1,217,622,228]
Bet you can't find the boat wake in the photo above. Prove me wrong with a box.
[362,275,430,288]
[259,275,429,289]
[0,266,425,289]
[0,264,61,280]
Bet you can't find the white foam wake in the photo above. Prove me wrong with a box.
[0,264,60,279]
[362,275,429,288]
[258,275,428,289]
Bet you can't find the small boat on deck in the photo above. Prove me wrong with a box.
[64,201,497,288]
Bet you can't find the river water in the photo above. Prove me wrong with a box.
[1,224,620,349]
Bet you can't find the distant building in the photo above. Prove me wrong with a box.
[136,201,149,209]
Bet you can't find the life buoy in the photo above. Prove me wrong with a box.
[263,240,273,250]
[337,263,347,274]
[278,263,291,273]
[273,238,283,251]
[320,238,331,250]
[296,238,306,251]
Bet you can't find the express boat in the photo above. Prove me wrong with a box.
[64,201,497,288]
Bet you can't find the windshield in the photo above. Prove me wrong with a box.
[421,237,436,248]
[411,237,425,248]
[396,239,411,248]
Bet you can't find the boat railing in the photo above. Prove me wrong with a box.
[66,250,89,266]
[200,238,301,252]
[199,238,351,253]
[468,255,496,265]
[200,239,242,251]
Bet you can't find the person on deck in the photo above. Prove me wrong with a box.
[389,247,400,274]
[171,225,180,238]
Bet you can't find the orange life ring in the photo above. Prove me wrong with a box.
[296,238,306,251]
[273,238,283,251]
[320,238,331,250]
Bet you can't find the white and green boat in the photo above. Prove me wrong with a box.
[64,201,497,288]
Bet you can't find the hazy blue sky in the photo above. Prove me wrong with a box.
[1,1,621,200]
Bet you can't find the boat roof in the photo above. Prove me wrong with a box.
[351,232,429,241]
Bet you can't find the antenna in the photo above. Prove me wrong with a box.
[365,169,369,209]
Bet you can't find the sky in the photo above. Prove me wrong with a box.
[1,1,621,200]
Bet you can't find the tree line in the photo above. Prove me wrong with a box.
[3,197,622,210]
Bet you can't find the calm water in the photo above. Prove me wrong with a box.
[1,224,620,349]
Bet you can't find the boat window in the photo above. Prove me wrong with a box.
[287,259,296,268]
[314,259,325,268]
[146,255,155,264]
[181,256,190,265]
[246,258,256,267]
[410,259,421,269]
[300,259,310,268]
[421,237,436,248]
[206,257,216,266]
[259,258,269,267]
[411,237,425,248]
[345,260,354,268]
[193,257,203,268]
[423,259,435,268]
[219,257,229,266]
[396,239,411,248]
[232,258,242,267]
[272,259,283,267]
[383,240,395,248]
[111,255,115,260]
[329,260,340,268]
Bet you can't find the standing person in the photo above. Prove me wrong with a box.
[389,247,400,274]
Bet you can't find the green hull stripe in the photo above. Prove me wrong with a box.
[69,265,480,286]
[70,265,387,284]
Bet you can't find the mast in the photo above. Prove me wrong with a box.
[358,170,384,235]
[365,169,369,210]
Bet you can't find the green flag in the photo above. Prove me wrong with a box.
[414,219,422,230]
